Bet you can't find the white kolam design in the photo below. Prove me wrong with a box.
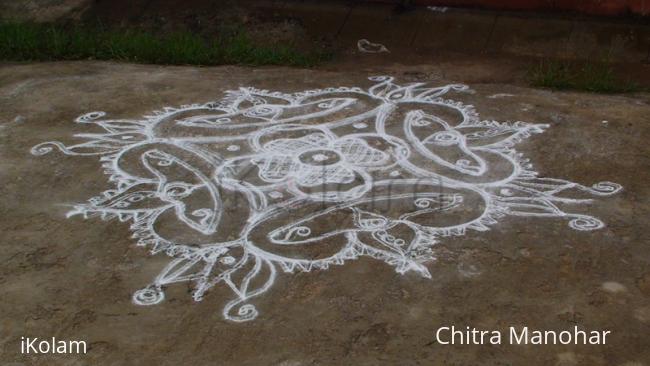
[32,76,622,322]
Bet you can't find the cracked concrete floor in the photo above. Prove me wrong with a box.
[1,61,649,365]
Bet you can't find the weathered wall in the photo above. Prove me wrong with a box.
[1,0,648,23]
[407,0,649,16]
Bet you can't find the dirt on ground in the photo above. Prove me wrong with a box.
[0,57,649,366]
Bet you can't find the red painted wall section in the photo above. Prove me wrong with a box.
[404,0,649,16]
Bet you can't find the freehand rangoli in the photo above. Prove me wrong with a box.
[32,76,622,321]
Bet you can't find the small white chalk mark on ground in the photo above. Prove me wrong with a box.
[427,6,449,12]
[357,39,389,53]
[488,93,515,99]
[601,281,627,293]
[457,262,481,278]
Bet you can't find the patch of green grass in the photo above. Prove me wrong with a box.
[0,22,331,67]
[528,60,642,93]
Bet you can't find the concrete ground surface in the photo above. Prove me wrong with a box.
[1,59,649,366]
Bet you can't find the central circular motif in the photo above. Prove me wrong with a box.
[298,149,342,166]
